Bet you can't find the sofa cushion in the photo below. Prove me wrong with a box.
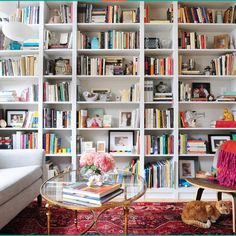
[0,165,42,206]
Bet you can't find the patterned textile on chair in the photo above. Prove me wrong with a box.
[217,140,236,187]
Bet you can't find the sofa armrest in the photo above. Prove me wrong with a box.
[0,149,45,169]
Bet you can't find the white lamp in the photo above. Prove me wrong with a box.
[0,1,17,18]
[2,21,34,42]
[0,1,34,42]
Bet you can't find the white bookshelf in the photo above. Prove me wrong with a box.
[1,1,236,200]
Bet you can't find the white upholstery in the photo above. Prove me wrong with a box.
[0,149,45,229]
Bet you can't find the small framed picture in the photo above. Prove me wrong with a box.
[122,10,134,23]
[119,111,132,128]
[179,160,195,178]
[108,130,134,153]
[6,109,28,128]
[192,82,210,100]
[214,34,229,49]
[208,134,231,153]
[97,141,106,153]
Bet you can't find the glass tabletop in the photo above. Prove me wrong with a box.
[40,170,146,210]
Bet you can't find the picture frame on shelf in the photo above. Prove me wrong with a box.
[191,82,210,101]
[119,111,132,128]
[108,130,134,153]
[6,109,28,128]
[122,10,133,23]
[213,34,229,49]
[208,134,231,153]
[97,141,106,153]
[179,160,195,178]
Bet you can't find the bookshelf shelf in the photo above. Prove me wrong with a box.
[179,49,236,56]
[77,101,140,105]
[145,101,173,104]
[44,49,73,56]
[44,128,72,131]
[44,23,73,31]
[77,49,140,56]
[77,23,140,31]
[44,75,72,80]
[77,128,140,131]
[76,153,140,157]
[0,50,39,56]
[77,75,140,80]
[145,154,174,157]
[0,128,38,131]
[0,76,38,81]
[145,75,173,79]
[179,101,236,105]
[45,154,72,157]
[178,23,236,32]
[179,154,215,157]
[145,23,173,31]
[145,128,174,131]
[178,75,236,80]
[145,49,173,56]
[179,128,236,131]
[43,102,72,105]
[0,102,38,105]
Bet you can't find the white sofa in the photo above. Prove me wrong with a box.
[0,149,45,229]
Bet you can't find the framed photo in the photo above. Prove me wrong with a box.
[192,82,210,100]
[108,130,134,153]
[119,111,132,128]
[97,141,106,153]
[214,34,229,49]
[6,109,27,128]
[179,160,195,178]
[208,134,231,153]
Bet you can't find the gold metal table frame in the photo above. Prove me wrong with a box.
[40,170,146,235]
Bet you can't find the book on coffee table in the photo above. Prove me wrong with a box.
[63,183,122,198]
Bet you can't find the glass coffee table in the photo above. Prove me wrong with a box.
[40,170,146,235]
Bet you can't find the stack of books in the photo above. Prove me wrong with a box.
[154,93,173,101]
[179,82,191,101]
[12,132,38,149]
[22,39,39,50]
[15,5,40,24]
[0,90,17,102]
[62,183,123,206]
[187,140,207,154]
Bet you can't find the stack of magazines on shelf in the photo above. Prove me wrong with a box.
[62,183,123,206]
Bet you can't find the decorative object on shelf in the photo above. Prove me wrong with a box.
[115,96,121,102]
[179,160,195,178]
[97,141,106,153]
[55,58,72,75]
[144,37,160,49]
[191,82,210,101]
[87,117,103,128]
[91,37,99,49]
[108,130,134,153]
[119,89,130,102]
[0,119,7,128]
[189,59,195,71]
[80,152,115,186]
[207,94,215,101]
[82,91,98,101]
[99,92,112,101]
[161,39,172,49]
[214,34,229,49]
[204,66,211,76]
[216,10,223,23]
[122,10,134,23]
[6,109,27,128]
[9,41,21,50]
[223,109,234,121]
[230,36,235,49]
[48,9,62,23]
[210,60,216,75]
[103,115,112,128]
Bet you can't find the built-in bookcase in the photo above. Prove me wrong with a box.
[1,1,236,200]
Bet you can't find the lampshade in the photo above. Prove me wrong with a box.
[2,21,34,42]
[0,2,17,18]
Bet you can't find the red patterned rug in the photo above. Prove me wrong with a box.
[0,202,233,235]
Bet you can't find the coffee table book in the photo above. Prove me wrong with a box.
[63,183,122,198]
[62,188,124,205]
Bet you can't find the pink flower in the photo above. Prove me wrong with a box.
[80,152,96,167]
[94,153,115,173]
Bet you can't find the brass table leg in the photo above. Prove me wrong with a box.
[74,210,78,228]
[123,206,129,235]
[45,203,51,235]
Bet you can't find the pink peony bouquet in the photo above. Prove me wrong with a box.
[80,152,115,176]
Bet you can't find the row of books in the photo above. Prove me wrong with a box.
[145,56,173,76]
[13,6,40,24]
[12,132,38,149]
[63,183,123,206]
[43,133,70,154]
[145,108,174,129]
[78,4,139,23]
[144,160,174,188]
[22,111,39,128]
[179,134,207,154]
[0,56,38,76]
[178,31,207,49]
[144,81,154,102]
[43,108,71,128]
[129,159,140,176]
[57,4,72,23]
[77,56,139,76]
[77,30,139,49]
[179,82,191,101]
[211,53,236,76]
[145,134,174,155]
[43,82,70,102]
[0,85,38,102]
